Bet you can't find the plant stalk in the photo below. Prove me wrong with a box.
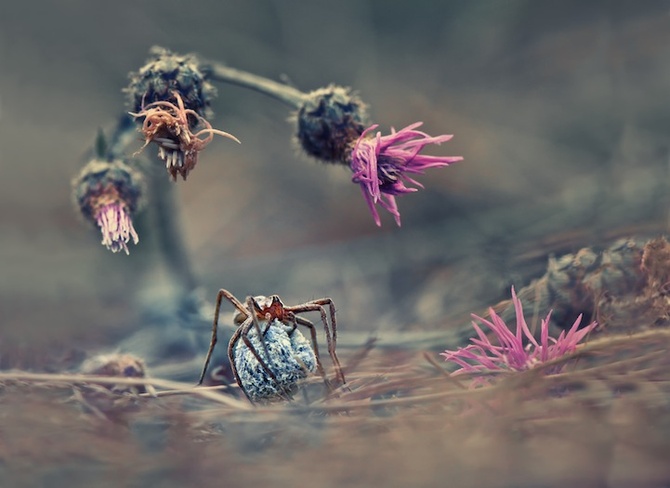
[206,61,307,108]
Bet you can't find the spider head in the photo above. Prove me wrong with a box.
[254,295,286,322]
[232,295,287,325]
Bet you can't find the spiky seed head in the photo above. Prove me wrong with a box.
[295,84,368,163]
[125,46,216,118]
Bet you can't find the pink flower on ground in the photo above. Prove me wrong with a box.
[441,288,598,376]
[349,122,463,226]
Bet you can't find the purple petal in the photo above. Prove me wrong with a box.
[349,122,462,226]
[95,202,139,255]
[442,286,598,379]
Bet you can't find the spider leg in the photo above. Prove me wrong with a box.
[289,300,346,385]
[285,317,298,335]
[197,289,248,385]
[294,315,332,392]
[246,296,272,366]
[221,289,251,317]
[227,323,248,399]
[311,298,345,383]
[262,320,274,336]
[310,298,339,347]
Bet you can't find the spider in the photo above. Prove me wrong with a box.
[198,289,346,402]
[129,91,239,181]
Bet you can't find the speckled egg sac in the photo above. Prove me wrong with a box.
[233,320,317,402]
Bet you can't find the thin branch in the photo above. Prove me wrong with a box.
[205,61,307,108]
[149,161,198,291]
[0,371,251,410]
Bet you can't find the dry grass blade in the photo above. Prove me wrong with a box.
[0,371,251,410]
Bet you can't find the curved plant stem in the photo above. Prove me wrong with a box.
[108,114,198,293]
[149,163,198,291]
[206,61,307,108]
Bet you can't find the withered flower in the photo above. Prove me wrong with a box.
[73,159,144,254]
[130,92,239,181]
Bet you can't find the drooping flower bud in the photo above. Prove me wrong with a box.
[294,86,462,225]
[125,46,215,117]
[72,159,145,254]
[126,47,239,181]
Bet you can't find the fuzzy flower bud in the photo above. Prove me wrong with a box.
[125,46,215,117]
[127,47,240,181]
[294,85,462,226]
[80,353,148,394]
[295,85,368,162]
[72,159,145,255]
[80,353,146,378]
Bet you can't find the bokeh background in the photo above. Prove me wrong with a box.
[1,1,670,486]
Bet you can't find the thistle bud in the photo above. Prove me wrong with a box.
[126,47,239,181]
[125,46,215,118]
[80,353,146,378]
[295,84,368,163]
[79,353,148,394]
[72,159,145,254]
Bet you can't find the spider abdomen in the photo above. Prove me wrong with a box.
[233,319,316,401]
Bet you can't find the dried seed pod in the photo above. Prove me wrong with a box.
[125,46,216,118]
[79,353,148,394]
[295,84,368,163]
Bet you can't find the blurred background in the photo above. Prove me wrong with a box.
[2,2,670,487]
[1,0,670,366]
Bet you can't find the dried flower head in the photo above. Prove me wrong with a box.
[126,46,216,117]
[80,353,146,378]
[349,122,463,226]
[441,288,598,377]
[80,353,148,394]
[295,85,368,162]
[73,159,144,254]
[130,91,240,181]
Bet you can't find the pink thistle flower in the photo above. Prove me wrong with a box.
[94,200,139,255]
[349,122,463,226]
[441,287,598,377]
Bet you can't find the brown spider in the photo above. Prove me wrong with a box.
[198,289,346,402]
[129,92,240,181]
